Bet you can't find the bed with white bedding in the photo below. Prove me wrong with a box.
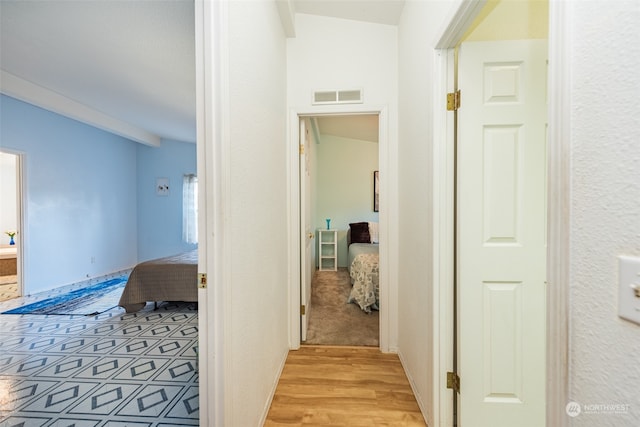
[346,222,379,313]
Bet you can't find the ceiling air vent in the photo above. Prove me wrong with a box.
[312,89,363,105]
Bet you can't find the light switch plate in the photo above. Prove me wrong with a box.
[618,255,640,325]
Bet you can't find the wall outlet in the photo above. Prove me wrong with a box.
[156,178,170,196]
[618,255,640,325]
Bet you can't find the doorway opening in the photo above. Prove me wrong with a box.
[289,107,391,351]
[0,150,23,302]
[433,1,551,426]
[299,114,381,347]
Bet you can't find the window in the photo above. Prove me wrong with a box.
[182,174,198,244]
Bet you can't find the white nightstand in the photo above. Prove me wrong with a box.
[318,229,338,271]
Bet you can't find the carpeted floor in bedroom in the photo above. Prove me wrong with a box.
[304,268,379,347]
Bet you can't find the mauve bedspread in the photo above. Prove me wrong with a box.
[118,250,198,313]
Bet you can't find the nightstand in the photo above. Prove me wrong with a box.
[318,229,338,271]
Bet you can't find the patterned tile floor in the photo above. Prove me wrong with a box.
[0,277,18,303]
[0,287,199,427]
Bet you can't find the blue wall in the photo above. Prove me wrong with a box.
[0,94,196,293]
[0,95,138,293]
[136,139,197,261]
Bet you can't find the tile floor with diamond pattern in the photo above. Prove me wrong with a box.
[0,291,199,427]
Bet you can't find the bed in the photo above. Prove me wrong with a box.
[118,250,198,313]
[346,222,379,313]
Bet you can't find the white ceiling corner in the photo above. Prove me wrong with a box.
[0,0,195,145]
[294,0,406,26]
[1,0,399,147]
[316,115,379,143]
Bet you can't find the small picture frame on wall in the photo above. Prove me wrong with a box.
[373,170,379,212]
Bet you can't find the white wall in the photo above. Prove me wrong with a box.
[396,1,458,424]
[315,134,379,267]
[287,14,398,110]
[568,1,640,424]
[224,1,289,425]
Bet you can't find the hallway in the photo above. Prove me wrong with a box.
[265,346,425,426]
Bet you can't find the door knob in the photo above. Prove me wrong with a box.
[308,233,314,239]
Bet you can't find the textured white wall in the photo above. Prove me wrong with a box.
[396,1,455,424]
[225,1,289,425]
[569,1,640,425]
[287,13,398,109]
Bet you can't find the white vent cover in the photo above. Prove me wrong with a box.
[312,89,363,105]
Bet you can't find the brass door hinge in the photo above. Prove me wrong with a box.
[198,273,207,289]
[300,305,306,315]
[447,371,460,393]
[299,144,305,155]
[447,90,461,111]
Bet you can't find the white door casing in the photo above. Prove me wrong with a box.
[288,107,392,352]
[300,118,313,341]
[458,39,547,427]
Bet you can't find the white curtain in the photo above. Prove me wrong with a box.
[182,174,198,244]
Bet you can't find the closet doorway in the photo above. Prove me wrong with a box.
[289,108,390,351]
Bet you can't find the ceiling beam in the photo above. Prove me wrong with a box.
[0,70,161,147]
[275,0,296,37]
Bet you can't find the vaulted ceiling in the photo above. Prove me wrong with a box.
[0,1,403,146]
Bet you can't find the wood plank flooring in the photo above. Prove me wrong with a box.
[265,345,427,426]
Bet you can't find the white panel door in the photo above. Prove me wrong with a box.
[458,39,547,427]
[300,118,313,341]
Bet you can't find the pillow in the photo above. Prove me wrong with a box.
[349,222,370,244]
[368,221,379,244]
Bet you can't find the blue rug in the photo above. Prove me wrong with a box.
[2,277,128,316]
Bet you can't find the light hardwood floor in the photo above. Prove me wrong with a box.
[265,345,427,426]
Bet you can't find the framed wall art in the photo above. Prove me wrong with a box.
[373,170,379,212]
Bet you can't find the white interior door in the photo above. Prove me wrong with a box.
[458,39,547,427]
[300,118,313,341]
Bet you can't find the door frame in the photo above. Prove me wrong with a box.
[299,117,312,342]
[287,105,392,352]
[432,0,570,425]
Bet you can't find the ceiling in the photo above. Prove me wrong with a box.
[295,0,405,26]
[0,1,403,146]
[315,115,379,143]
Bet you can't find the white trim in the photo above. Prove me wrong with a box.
[432,47,456,427]
[0,70,161,147]
[275,0,296,38]
[434,0,487,49]
[287,104,393,353]
[15,153,25,299]
[545,0,571,425]
[287,109,302,349]
[195,0,229,425]
[432,2,486,425]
